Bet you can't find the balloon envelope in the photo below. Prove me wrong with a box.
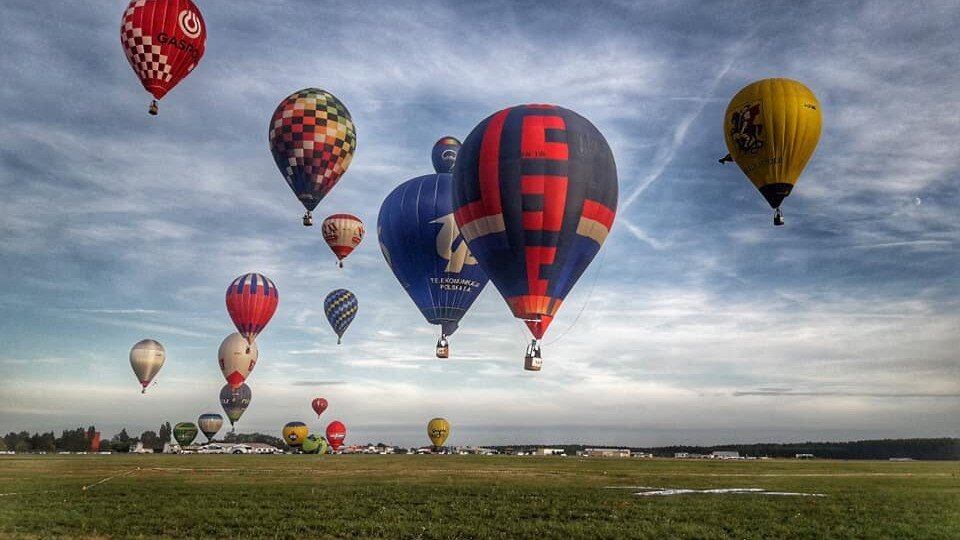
[322,214,364,265]
[311,398,328,418]
[173,422,198,447]
[427,417,450,448]
[378,171,488,337]
[197,414,223,441]
[282,422,309,448]
[218,332,259,389]
[431,136,462,173]
[220,383,251,426]
[225,273,279,345]
[325,421,346,451]
[129,339,165,392]
[269,88,357,216]
[723,78,822,211]
[120,0,206,106]
[452,104,618,340]
[302,434,328,455]
[324,289,357,343]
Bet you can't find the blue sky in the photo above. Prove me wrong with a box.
[0,0,957,448]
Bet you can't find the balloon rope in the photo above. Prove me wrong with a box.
[81,467,140,492]
[543,245,608,347]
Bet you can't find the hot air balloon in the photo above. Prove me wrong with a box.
[324,289,357,344]
[173,422,198,448]
[269,88,357,226]
[432,136,462,173]
[311,398,328,418]
[218,332,258,389]
[427,417,450,449]
[129,339,165,393]
[325,421,346,452]
[197,413,223,442]
[220,383,251,429]
[302,434,328,455]
[322,214,364,267]
[120,0,206,115]
[452,105,618,371]
[225,273,279,348]
[379,139,489,359]
[719,78,822,226]
[282,422,309,449]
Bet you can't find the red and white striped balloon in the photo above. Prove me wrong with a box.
[225,273,278,345]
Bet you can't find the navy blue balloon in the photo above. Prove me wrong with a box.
[378,172,488,336]
[431,136,461,174]
[324,289,358,344]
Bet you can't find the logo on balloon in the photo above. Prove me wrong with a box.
[729,102,764,155]
[430,213,477,273]
[178,10,202,39]
[441,149,457,164]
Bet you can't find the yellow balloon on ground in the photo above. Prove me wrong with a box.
[427,417,450,448]
[282,421,308,448]
[722,78,822,225]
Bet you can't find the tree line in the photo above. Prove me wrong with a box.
[3,430,957,459]
[0,426,294,453]
[1,423,175,453]
[510,438,959,460]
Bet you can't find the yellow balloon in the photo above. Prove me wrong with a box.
[427,417,450,448]
[282,421,309,448]
[723,78,822,224]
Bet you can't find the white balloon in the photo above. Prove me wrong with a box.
[130,339,165,394]
[218,332,258,388]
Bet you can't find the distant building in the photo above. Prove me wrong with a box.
[674,452,690,459]
[583,448,631,458]
[711,451,740,459]
[795,453,815,459]
[455,446,496,455]
[130,442,154,454]
[534,448,565,456]
[632,452,654,458]
[245,443,283,454]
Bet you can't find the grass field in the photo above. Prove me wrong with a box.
[0,455,957,539]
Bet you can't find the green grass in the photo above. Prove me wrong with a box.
[0,455,957,539]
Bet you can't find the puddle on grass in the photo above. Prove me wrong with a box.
[607,486,827,497]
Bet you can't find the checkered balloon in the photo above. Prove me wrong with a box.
[269,88,357,221]
[120,0,206,113]
[323,288,358,344]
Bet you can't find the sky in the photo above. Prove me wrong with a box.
[0,0,958,448]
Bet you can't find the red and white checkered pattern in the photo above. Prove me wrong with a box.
[120,0,205,101]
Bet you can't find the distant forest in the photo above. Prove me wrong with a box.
[500,438,960,460]
[1,428,957,460]
[0,426,288,454]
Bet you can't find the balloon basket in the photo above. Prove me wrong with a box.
[524,340,542,371]
[774,208,785,226]
[303,212,313,226]
[148,100,158,116]
[436,336,449,359]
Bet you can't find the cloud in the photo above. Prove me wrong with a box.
[733,390,960,398]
